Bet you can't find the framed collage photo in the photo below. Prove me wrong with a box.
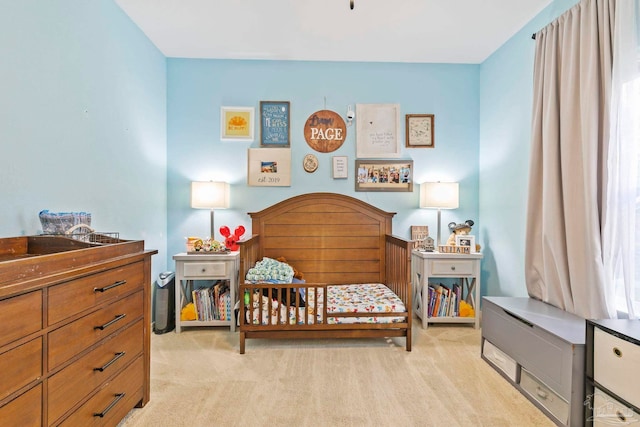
[355,159,413,192]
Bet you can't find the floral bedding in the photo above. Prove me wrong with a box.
[245,283,406,325]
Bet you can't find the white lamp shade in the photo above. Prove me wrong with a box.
[420,182,459,209]
[191,181,230,209]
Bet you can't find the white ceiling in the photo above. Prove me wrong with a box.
[115,0,551,64]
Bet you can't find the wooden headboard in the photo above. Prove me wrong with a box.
[240,192,396,285]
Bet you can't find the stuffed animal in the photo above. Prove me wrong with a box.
[219,225,245,251]
[446,220,474,246]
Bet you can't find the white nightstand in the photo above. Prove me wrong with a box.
[411,250,483,329]
[173,252,240,332]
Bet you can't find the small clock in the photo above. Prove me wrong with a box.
[303,154,318,173]
[406,114,434,148]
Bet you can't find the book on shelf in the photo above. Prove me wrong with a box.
[428,282,466,318]
[190,280,231,321]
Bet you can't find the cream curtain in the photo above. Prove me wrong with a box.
[526,0,616,318]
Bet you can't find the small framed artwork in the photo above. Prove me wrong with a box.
[332,156,348,179]
[355,159,413,192]
[455,235,476,253]
[356,104,401,158]
[260,101,290,147]
[406,114,434,148]
[221,106,254,142]
[247,148,291,186]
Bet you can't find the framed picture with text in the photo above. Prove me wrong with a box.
[406,114,434,148]
[260,101,290,147]
[247,148,291,187]
[220,106,254,142]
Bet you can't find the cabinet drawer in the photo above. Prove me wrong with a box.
[48,261,143,325]
[183,261,228,278]
[520,368,569,424]
[48,320,143,424]
[594,327,640,408]
[0,337,42,402]
[482,339,518,382]
[0,291,42,348]
[48,291,143,370]
[59,357,144,427]
[431,260,473,276]
[592,388,640,426]
[0,383,42,427]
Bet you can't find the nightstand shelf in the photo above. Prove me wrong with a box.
[173,252,240,332]
[411,250,482,329]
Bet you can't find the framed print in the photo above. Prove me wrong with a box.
[355,159,413,192]
[406,114,434,148]
[247,148,291,186]
[332,156,348,179]
[260,101,290,146]
[455,235,476,253]
[221,106,254,142]
[355,104,401,158]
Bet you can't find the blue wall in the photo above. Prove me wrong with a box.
[166,60,480,263]
[478,0,579,296]
[0,1,168,278]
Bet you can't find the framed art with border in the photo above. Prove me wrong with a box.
[355,159,413,192]
[260,101,290,146]
[355,104,401,158]
[221,106,254,142]
[332,156,348,179]
[455,235,476,253]
[247,148,291,186]
[406,114,434,148]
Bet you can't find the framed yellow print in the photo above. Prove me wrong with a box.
[221,106,255,142]
[406,114,434,148]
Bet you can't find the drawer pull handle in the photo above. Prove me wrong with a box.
[94,280,127,293]
[450,266,456,271]
[93,393,126,418]
[613,347,622,358]
[94,314,126,330]
[535,387,548,400]
[202,268,206,273]
[94,352,126,372]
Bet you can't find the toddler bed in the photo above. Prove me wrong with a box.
[238,192,412,353]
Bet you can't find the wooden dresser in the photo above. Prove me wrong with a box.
[0,236,156,426]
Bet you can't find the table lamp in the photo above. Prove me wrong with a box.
[420,182,459,247]
[191,181,230,240]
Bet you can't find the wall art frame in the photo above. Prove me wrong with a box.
[220,106,255,142]
[260,101,290,147]
[455,235,476,253]
[406,114,435,148]
[355,104,401,158]
[355,159,413,192]
[332,156,348,179]
[247,148,291,187]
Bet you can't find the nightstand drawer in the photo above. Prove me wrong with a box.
[592,388,640,426]
[431,260,473,276]
[520,368,568,424]
[183,262,228,277]
[594,327,640,408]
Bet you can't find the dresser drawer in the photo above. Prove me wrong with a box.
[594,327,640,408]
[48,261,144,325]
[520,368,569,424]
[48,320,143,424]
[59,356,144,427]
[0,337,42,402]
[183,261,229,278]
[0,290,42,348]
[48,291,143,370]
[482,339,518,382]
[592,388,640,426]
[430,260,473,276]
[0,383,42,427]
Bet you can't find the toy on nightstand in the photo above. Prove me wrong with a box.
[446,220,474,246]
[220,225,245,251]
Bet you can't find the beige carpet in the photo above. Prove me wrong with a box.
[119,324,555,427]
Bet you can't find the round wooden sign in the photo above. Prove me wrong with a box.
[303,110,347,153]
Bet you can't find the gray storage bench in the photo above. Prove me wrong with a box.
[481,296,585,427]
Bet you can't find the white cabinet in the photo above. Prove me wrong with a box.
[411,250,482,329]
[586,319,640,426]
[173,252,239,333]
